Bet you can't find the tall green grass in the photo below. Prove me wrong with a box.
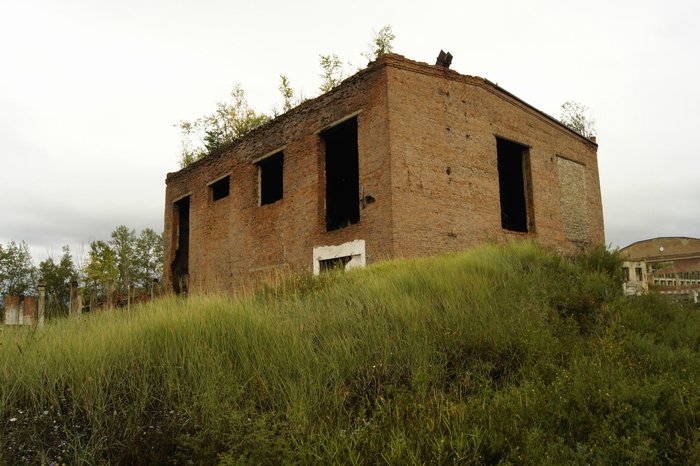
[1,242,699,465]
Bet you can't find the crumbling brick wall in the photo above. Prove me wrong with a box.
[163,54,604,294]
[164,62,395,292]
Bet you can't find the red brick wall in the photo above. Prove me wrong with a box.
[163,54,605,293]
[384,57,604,258]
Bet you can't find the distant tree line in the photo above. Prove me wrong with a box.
[0,226,163,318]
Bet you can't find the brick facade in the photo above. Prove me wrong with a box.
[163,54,605,293]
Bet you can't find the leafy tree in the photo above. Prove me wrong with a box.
[179,85,271,167]
[560,101,596,138]
[363,25,395,61]
[110,225,138,294]
[82,227,164,303]
[178,26,397,166]
[0,240,37,296]
[38,245,79,317]
[83,240,118,299]
[133,228,164,291]
[319,54,346,93]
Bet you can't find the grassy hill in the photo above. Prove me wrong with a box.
[1,242,699,465]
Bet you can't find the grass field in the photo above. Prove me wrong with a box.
[1,242,699,465]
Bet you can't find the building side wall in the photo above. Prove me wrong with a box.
[385,62,604,258]
[163,66,393,293]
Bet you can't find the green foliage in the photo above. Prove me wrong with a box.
[278,75,294,113]
[362,24,395,61]
[178,26,398,166]
[38,246,79,317]
[0,240,37,296]
[318,53,345,93]
[6,244,696,464]
[83,226,164,300]
[560,101,596,138]
[111,225,137,294]
[133,228,164,290]
[83,240,118,297]
[179,85,271,168]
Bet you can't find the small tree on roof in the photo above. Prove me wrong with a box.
[363,25,395,61]
[560,101,596,138]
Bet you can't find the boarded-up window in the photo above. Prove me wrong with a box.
[557,156,589,242]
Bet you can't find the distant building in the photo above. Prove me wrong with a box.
[620,237,700,302]
[163,53,604,294]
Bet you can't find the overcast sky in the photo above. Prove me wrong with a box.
[1,0,698,263]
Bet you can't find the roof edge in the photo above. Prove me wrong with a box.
[166,52,597,182]
[620,236,700,252]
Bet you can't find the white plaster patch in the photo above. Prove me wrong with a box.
[312,240,366,275]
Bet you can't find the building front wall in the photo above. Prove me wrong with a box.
[384,58,604,258]
[163,64,394,293]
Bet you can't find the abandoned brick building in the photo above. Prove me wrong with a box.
[620,237,700,302]
[164,53,604,293]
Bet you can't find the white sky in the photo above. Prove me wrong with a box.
[1,0,699,263]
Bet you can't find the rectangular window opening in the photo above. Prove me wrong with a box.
[258,151,284,205]
[319,256,353,273]
[322,117,360,231]
[635,267,643,282]
[172,196,190,294]
[209,176,230,201]
[496,137,531,232]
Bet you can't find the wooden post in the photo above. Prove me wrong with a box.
[127,284,132,311]
[38,282,46,327]
[151,278,159,301]
[107,281,113,310]
[69,281,79,316]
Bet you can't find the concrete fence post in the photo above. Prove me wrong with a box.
[107,281,114,310]
[38,282,46,327]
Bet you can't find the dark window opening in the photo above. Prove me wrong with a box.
[319,256,352,272]
[635,267,643,282]
[172,196,190,294]
[210,176,230,201]
[322,117,360,231]
[623,267,630,282]
[496,137,530,232]
[258,151,284,205]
